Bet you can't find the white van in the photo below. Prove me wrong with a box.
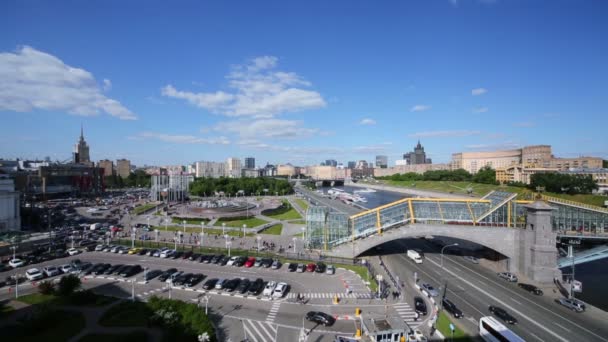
[160,249,175,258]
[407,250,423,264]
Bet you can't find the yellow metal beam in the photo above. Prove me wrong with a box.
[376,209,382,235]
[466,202,476,226]
[514,200,533,204]
[408,199,415,224]
[349,197,490,219]
[507,200,512,228]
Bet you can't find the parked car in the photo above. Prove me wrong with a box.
[254,258,263,267]
[79,262,95,275]
[173,273,193,286]
[25,268,44,281]
[288,263,298,272]
[263,280,277,296]
[555,298,586,312]
[442,298,463,318]
[421,283,439,297]
[244,257,256,268]
[218,256,230,266]
[224,278,241,292]
[306,263,316,272]
[489,305,517,324]
[110,246,121,253]
[261,258,273,268]
[210,255,223,264]
[248,278,264,295]
[498,272,518,282]
[198,254,211,263]
[143,269,163,281]
[517,283,543,295]
[271,259,282,269]
[234,256,247,267]
[227,256,238,266]
[203,278,219,290]
[61,264,74,274]
[215,278,226,290]
[172,251,184,259]
[138,249,149,255]
[9,258,25,268]
[160,249,175,258]
[158,268,178,282]
[315,262,326,273]
[120,265,142,277]
[127,248,141,255]
[166,271,183,283]
[305,311,335,326]
[463,255,479,264]
[189,253,201,261]
[113,264,130,275]
[92,263,111,275]
[272,282,288,298]
[236,279,251,294]
[414,296,427,315]
[326,265,336,275]
[185,273,205,287]
[182,251,193,260]
[43,265,61,277]
[147,249,158,256]
[95,244,106,251]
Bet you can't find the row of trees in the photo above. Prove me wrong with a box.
[104,170,151,189]
[378,166,498,185]
[530,173,598,195]
[189,177,293,197]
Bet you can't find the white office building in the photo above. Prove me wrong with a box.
[0,175,20,232]
[226,157,242,178]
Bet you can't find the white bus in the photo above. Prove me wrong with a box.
[479,316,525,342]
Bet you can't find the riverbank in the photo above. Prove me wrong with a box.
[348,181,474,199]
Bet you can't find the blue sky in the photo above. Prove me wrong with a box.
[1,0,607,167]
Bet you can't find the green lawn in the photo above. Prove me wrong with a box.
[17,293,56,305]
[132,203,157,215]
[4,310,86,342]
[78,331,149,342]
[99,301,150,327]
[290,220,306,225]
[383,180,606,207]
[154,225,254,237]
[260,223,283,235]
[295,199,309,211]
[214,216,269,228]
[262,201,302,220]
[171,217,209,225]
[436,311,473,342]
[1,303,14,317]
[17,292,117,307]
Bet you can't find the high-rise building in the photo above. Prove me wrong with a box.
[355,160,369,169]
[347,161,356,169]
[244,157,256,169]
[0,174,20,232]
[195,161,226,178]
[226,157,242,178]
[325,159,338,167]
[116,159,131,178]
[73,125,91,165]
[98,159,114,177]
[403,141,430,165]
[375,155,388,168]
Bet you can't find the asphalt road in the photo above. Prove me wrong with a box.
[378,238,608,342]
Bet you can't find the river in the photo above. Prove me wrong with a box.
[321,184,608,312]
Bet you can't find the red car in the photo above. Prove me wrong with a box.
[306,263,316,272]
[244,257,256,268]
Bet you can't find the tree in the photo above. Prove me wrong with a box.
[472,166,497,185]
[38,280,55,295]
[529,173,598,195]
[57,274,81,296]
[604,160,608,168]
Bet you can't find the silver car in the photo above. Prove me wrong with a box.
[498,272,518,282]
[555,298,585,312]
[421,283,439,297]
[463,256,479,264]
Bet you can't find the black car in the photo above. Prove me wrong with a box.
[113,264,131,275]
[234,256,247,267]
[203,278,219,290]
[218,256,230,266]
[171,251,184,259]
[186,274,205,287]
[121,265,142,277]
[489,306,517,324]
[71,259,83,269]
[182,251,193,259]
[315,262,327,273]
[224,278,241,292]
[288,263,298,272]
[414,296,427,315]
[138,249,149,255]
[442,298,463,318]
[158,268,178,282]
[305,311,335,326]
[104,264,122,275]
[260,258,273,268]
[92,263,111,275]
[236,279,251,294]
[189,253,201,261]
[518,283,543,295]
[198,254,211,263]
[79,262,95,275]
[144,269,163,281]
[247,278,264,295]
[173,273,193,286]
[210,255,223,264]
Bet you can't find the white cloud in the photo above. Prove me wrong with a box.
[359,118,376,125]
[409,130,481,138]
[472,106,489,113]
[0,46,136,120]
[162,56,326,118]
[410,105,431,112]
[513,121,536,128]
[471,88,487,96]
[353,142,392,154]
[135,132,230,145]
[214,119,320,139]
[103,79,112,91]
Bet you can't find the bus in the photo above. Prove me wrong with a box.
[479,316,525,342]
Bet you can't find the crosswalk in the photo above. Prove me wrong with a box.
[242,319,277,342]
[286,292,373,299]
[394,302,421,328]
[266,302,280,323]
[136,287,166,298]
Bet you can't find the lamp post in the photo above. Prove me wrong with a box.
[440,243,459,269]
[256,235,262,255]
[224,234,231,256]
[147,216,150,230]
[131,230,136,248]
[222,223,226,236]
[200,222,205,248]
[10,246,17,261]
[293,237,298,255]
[183,220,187,234]
[71,235,75,249]
[165,218,168,231]
[155,229,159,243]
[301,227,306,249]
[243,224,247,238]
[227,240,232,257]
[174,235,178,251]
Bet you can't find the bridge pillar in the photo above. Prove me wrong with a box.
[520,201,562,284]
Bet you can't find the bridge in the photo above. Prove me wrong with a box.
[305,190,608,284]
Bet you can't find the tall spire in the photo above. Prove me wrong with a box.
[80,123,84,139]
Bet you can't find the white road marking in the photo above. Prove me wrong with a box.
[511,298,522,305]
[554,322,572,333]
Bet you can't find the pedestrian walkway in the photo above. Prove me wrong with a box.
[136,287,166,299]
[242,319,277,342]
[394,302,421,328]
[266,302,281,323]
[286,292,373,299]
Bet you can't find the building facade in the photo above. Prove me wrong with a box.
[373,163,451,177]
[150,172,193,202]
[375,155,388,168]
[325,159,338,167]
[403,141,431,165]
[73,125,91,165]
[98,159,114,177]
[547,157,603,171]
[277,164,297,177]
[0,175,20,232]
[560,168,608,194]
[347,161,356,169]
[244,157,255,170]
[452,149,522,174]
[116,159,131,178]
[495,165,559,185]
[226,158,242,178]
[195,161,226,178]
[242,169,261,178]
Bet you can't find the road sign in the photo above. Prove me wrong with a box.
[449,323,455,332]
[568,239,581,245]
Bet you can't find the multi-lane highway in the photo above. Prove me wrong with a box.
[377,238,608,342]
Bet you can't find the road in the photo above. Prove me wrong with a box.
[378,238,608,342]
[296,187,362,216]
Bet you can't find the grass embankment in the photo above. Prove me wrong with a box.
[78,331,149,342]
[99,301,150,327]
[17,292,116,307]
[214,216,269,228]
[152,225,255,237]
[383,180,606,207]
[171,217,209,225]
[295,199,309,211]
[262,201,302,220]
[436,311,473,341]
[290,220,306,225]
[132,203,157,215]
[260,223,283,235]
[4,309,86,341]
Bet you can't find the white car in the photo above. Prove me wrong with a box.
[67,248,81,256]
[95,244,105,251]
[464,256,479,264]
[227,256,238,266]
[272,282,288,298]
[498,272,518,282]
[154,248,169,257]
[9,258,25,268]
[43,266,61,277]
[326,265,336,275]
[110,246,121,253]
[26,268,44,281]
[160,249,175,258]
[60,264,73,273]
[117,247,128,254]
[166,271,183,283]
[263,281,277,296]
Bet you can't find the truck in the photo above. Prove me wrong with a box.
[407,250,423,264]
[90,223,101,231]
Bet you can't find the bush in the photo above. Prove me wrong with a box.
[38,281,55,295]
[57,274,81,297]
[148,297,215,341]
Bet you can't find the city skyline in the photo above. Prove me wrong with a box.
[1,1,607,166]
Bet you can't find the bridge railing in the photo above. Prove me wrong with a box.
[542,194,608,214]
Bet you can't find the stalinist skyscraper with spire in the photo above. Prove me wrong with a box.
[73,125,91,165]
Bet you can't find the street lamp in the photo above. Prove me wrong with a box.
[10,246,18,261]
[222,223,226,236]
[147,216,150,230]
[200,222,205,248]
[256,235,262,254]
[440,243,459,269]
[243,224,247,238]
[165,218,168,231]
[183,220,187,234]
[292,237,298,255]
[199,294,210,315]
